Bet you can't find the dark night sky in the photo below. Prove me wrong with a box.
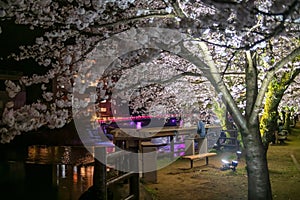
[0,20,43,74]
[0,20,48,102]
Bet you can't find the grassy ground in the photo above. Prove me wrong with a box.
[141,122,300,200]
[268,123,300,199]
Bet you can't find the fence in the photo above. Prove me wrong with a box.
[215,129,239,150]
[80,146,140,200]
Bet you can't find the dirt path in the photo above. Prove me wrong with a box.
[142,123,300,200]
[142,151,247,200]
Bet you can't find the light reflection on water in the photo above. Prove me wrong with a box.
[0,142,187,199]
[55,164,94,200]
[0,145,96,200]
[26,145,95,165]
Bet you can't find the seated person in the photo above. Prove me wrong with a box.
[213,131,227,150]
[271,122,287,144]
[219,131,227,144]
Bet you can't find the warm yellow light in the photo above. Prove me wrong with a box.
[100,107,107,112]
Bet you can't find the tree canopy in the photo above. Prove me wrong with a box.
[0,1,300,199]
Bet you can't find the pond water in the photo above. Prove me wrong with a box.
[0,143,184,200]
[0,129,221,200]
[0,145,99,200]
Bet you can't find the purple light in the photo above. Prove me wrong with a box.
[129,121,135,126]
[136,122,142,129]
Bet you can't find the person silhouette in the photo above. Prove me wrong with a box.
[197,120,206,138]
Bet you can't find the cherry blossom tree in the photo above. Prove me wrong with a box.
[0,1,300,199]
[260,67,300,149]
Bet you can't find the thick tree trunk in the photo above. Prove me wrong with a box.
[260,81,282,149]
[260,69,300,149]
[242,124,272,200]
[182,42,300,200]
[243,51,272,199]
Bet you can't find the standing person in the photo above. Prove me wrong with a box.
[194,112,207,153]
[197,120,206,138]
[197,112,207,138]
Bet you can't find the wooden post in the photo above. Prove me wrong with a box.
[93,147,107,200]
[184,137,195,156]
[141,142,158,183]
[170,134,175,158]
[205,156,209,165]
[129,147,140,200]
[198,138,208,154]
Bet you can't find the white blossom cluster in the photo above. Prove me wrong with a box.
[105,52,216,121]
[179,0,299,49]
[279,71,300,110]
[1,0,137,29]
[0,100,70,143]
[204,32,300,115]
[5,80,21,98]
[0,0,299,143]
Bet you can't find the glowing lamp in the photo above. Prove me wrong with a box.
[136,122,142,129]
[236,151,242,160]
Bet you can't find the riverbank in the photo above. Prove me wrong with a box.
[142,122,300,200]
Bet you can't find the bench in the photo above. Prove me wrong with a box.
[182,152,217,168]
[214,129,239,150]
[275,130,288,144]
